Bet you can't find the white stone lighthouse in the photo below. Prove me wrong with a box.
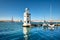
[23,8,31,27]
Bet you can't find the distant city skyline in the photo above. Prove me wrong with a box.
[0,0,60,20]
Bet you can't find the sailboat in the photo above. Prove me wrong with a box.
[48,3,55,30]
[43,17,48,27]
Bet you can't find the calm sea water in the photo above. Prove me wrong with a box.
[0,22,60,40]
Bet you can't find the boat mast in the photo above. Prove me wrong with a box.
[50,1,53,22]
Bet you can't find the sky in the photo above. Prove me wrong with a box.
[0,0,60,20]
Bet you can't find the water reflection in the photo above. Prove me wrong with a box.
[23,26,59,40]
[23,27,31,40]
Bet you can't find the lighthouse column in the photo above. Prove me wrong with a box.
[23,8,31,27]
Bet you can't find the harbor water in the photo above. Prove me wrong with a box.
[0,22,60,40]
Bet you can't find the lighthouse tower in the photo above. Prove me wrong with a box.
[23,8,31,27]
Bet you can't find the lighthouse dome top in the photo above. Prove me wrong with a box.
[24,8,30,15]
[25,8,29,11]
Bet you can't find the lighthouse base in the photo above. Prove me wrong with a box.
[23,24,31,27]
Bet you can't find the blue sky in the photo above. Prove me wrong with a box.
[0,0,60,20]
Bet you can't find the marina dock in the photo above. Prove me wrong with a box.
[23,24,60,27]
